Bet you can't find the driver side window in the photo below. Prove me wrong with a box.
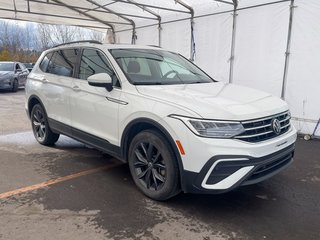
[15,64,21,71]
[79,48,120,87]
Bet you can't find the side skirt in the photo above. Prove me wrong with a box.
[48,118,124,162]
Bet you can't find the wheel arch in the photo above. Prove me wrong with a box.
[27,95,47,118]
[121,118,185,189]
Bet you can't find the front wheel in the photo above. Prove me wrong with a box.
[11,79,19,92]
[128,130,180,200]
[31,104,60,145]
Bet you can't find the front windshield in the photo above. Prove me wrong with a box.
[0,63,14,71]
[109,49,214,85]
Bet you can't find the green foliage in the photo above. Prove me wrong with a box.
[0,48,40,63]
[0,49,10,61]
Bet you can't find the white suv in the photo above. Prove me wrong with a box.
[25,41,297,200]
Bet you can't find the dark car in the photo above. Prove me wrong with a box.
[0,61,29,92]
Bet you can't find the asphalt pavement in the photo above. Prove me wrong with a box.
[0,89,319,240]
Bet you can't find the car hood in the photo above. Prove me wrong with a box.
[136,82,288,120]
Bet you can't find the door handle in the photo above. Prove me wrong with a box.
[72,85,81,92]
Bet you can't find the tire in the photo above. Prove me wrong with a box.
[31,104,60,145]
[12,79,19,92]
[128,130,180,200]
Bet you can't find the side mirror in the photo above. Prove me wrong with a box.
[87,73,113,91]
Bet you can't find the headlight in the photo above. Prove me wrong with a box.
[170,115,245,138]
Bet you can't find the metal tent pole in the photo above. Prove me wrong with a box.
[125,0,162,47]
[175,0,195,61]
[51,0,116,41]
[281,0,296,99]
[85,0,137,44]
[228,0,238,83]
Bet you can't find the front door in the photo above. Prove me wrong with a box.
[70,48,121,147]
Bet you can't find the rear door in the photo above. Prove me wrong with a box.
[69,48,122,147]
[38,48,79,129]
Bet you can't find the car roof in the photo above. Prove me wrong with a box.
[48,43,162,52]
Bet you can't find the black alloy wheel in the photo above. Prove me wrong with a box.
[128,130,180,200]
[31,104,60,145]
[133,141,166,191]
[12,79,19,92]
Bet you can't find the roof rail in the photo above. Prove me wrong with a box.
[53,40,102,48]
[148,45,162,48]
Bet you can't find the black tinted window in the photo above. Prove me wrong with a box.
[39,52,53,72]
[15,64,21,70]
[47,49,78,77]
[79,49,113,80]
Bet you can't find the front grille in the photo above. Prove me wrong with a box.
[234,111,291,143]
[244,150,293,183]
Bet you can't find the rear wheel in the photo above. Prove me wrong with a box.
[31,104,60,145]
[128,130,180,200]
[11,79,18,92]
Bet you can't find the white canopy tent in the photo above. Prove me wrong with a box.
[0,0,319,137]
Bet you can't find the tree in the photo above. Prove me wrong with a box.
[37,23,106,50]
[89,29,105,42]
[37,23,53,50]
[0,21,22,52]
[0,49,10,61]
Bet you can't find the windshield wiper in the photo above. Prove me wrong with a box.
[134,82,163,85]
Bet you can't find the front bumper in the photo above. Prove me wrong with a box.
[0,78,12,89]
[162,116,297,193]
[182,143,295,194]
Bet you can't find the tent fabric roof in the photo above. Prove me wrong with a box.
[0,0,236,33]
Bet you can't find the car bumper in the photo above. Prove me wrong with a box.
[182,143,295,194]
[0,79,12,89]
[162,117,297,193]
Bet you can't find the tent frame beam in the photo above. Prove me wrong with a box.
[214,0,234,5]
[0,7,131,25]
[110,0,191,14]
[125,0,162,46]
[27,0,158,20]
[50,0,116,42]
[0,16,110,30]
[85,0,136,44]
[84,2,116,13]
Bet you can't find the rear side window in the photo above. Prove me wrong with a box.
[79,49,113,80]
[47,49,78,77]
[39,52,53,72]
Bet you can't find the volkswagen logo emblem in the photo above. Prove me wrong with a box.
[271,119,281,135]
